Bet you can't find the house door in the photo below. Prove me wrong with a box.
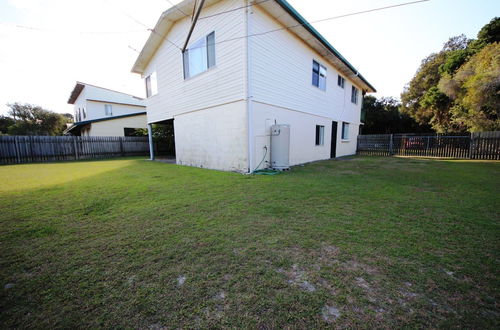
[330,121,338,158]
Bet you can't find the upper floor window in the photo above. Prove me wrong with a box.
[312,60,326,90]
[145,71,158,98]
[351,86,359,104]
[183,31,216,79]
[104,104,113,116]
[337,75,345,88]
[315,125,325,146]
[82,107,86,119]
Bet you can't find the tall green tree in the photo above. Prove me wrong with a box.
[401,36,467,132]
[6,103,72,136]
[440,43,500,131]
[0,115,15,135]
[401,17,499,133]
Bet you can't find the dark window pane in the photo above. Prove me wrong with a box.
[145,76,151,97]
[182,51,190,79]
[207,31,216,68]
[124,128,137,137]
[312,60,320,87]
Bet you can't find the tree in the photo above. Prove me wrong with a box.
[400,51,454,132]
[440,43,500,131]
[0,115,15,135]
[363,96,432,134]
[477,17,500,45]
[401,18,500,133]
[5,103,72,136]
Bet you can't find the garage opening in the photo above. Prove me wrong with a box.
[152,119,175,162]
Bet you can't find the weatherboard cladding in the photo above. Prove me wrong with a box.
[250,4,363,125]
[143,0,247,124]
[65,112,147,133]
[133,0,375,93]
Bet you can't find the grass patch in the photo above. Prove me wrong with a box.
[0,157,499,328]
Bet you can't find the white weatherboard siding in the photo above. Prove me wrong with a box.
[174,101,248,172]
[250,5,362,124]
[135,0,372,172]
[247,4,362,166]
[83,85,144,107]
[73,89,87,121]
[86,100,145,121]
[143,0,247,124]
[87,115,147,137]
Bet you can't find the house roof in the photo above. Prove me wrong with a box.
[64,112,147,134]
[67,82,145,105]
[131,0,376,93]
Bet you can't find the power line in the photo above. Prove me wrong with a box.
[186,0,431,51]
[128,45,140,53]
[165,0,190,17]
[0,22,144,35]
[102,0,182,50]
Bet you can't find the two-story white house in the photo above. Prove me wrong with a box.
[65,82,148,137]
[132,0,376,172]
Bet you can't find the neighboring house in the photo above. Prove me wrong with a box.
[65,82,147,136]
[132,0,376,172]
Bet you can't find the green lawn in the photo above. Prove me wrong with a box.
[0,157,499,328]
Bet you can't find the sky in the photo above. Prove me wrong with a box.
[0,0,498,116]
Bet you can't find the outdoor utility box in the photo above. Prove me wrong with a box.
[270,124,290,170]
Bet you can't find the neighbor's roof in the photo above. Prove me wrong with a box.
[67,82,145,105]
[131,0,376,93]
[64,112,147,134]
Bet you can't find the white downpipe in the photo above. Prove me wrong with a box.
[148,123,155,160]
[246,0,254,173]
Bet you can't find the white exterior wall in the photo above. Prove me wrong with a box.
[73,89,87,121]
[251,102,331,169]
[85,100,145,121]
[336,122,359,157]
[174,101,248,172]
[137,0,368,172]
[87,114,147,137]
[83,85,144,107]
[248,5,361,166]
[72,85,144,123]
[143,0,247,124]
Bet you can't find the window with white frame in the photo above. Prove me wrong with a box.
[104,104,113,116]
[351,86,359,104]
[82,107,86,119]
[145,71,158,98]
[315,125,325,145]
[183,31,216,79]
[337,75,345,88]
[312,60,326,90]
[342,122,350,140]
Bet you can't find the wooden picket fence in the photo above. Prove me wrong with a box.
[0,136,150,164]
[357,131,500,160]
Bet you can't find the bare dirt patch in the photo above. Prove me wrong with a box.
[321,305,341,323]
[277,264,316,292]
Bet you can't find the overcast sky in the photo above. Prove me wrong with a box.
[0,0,498,115]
